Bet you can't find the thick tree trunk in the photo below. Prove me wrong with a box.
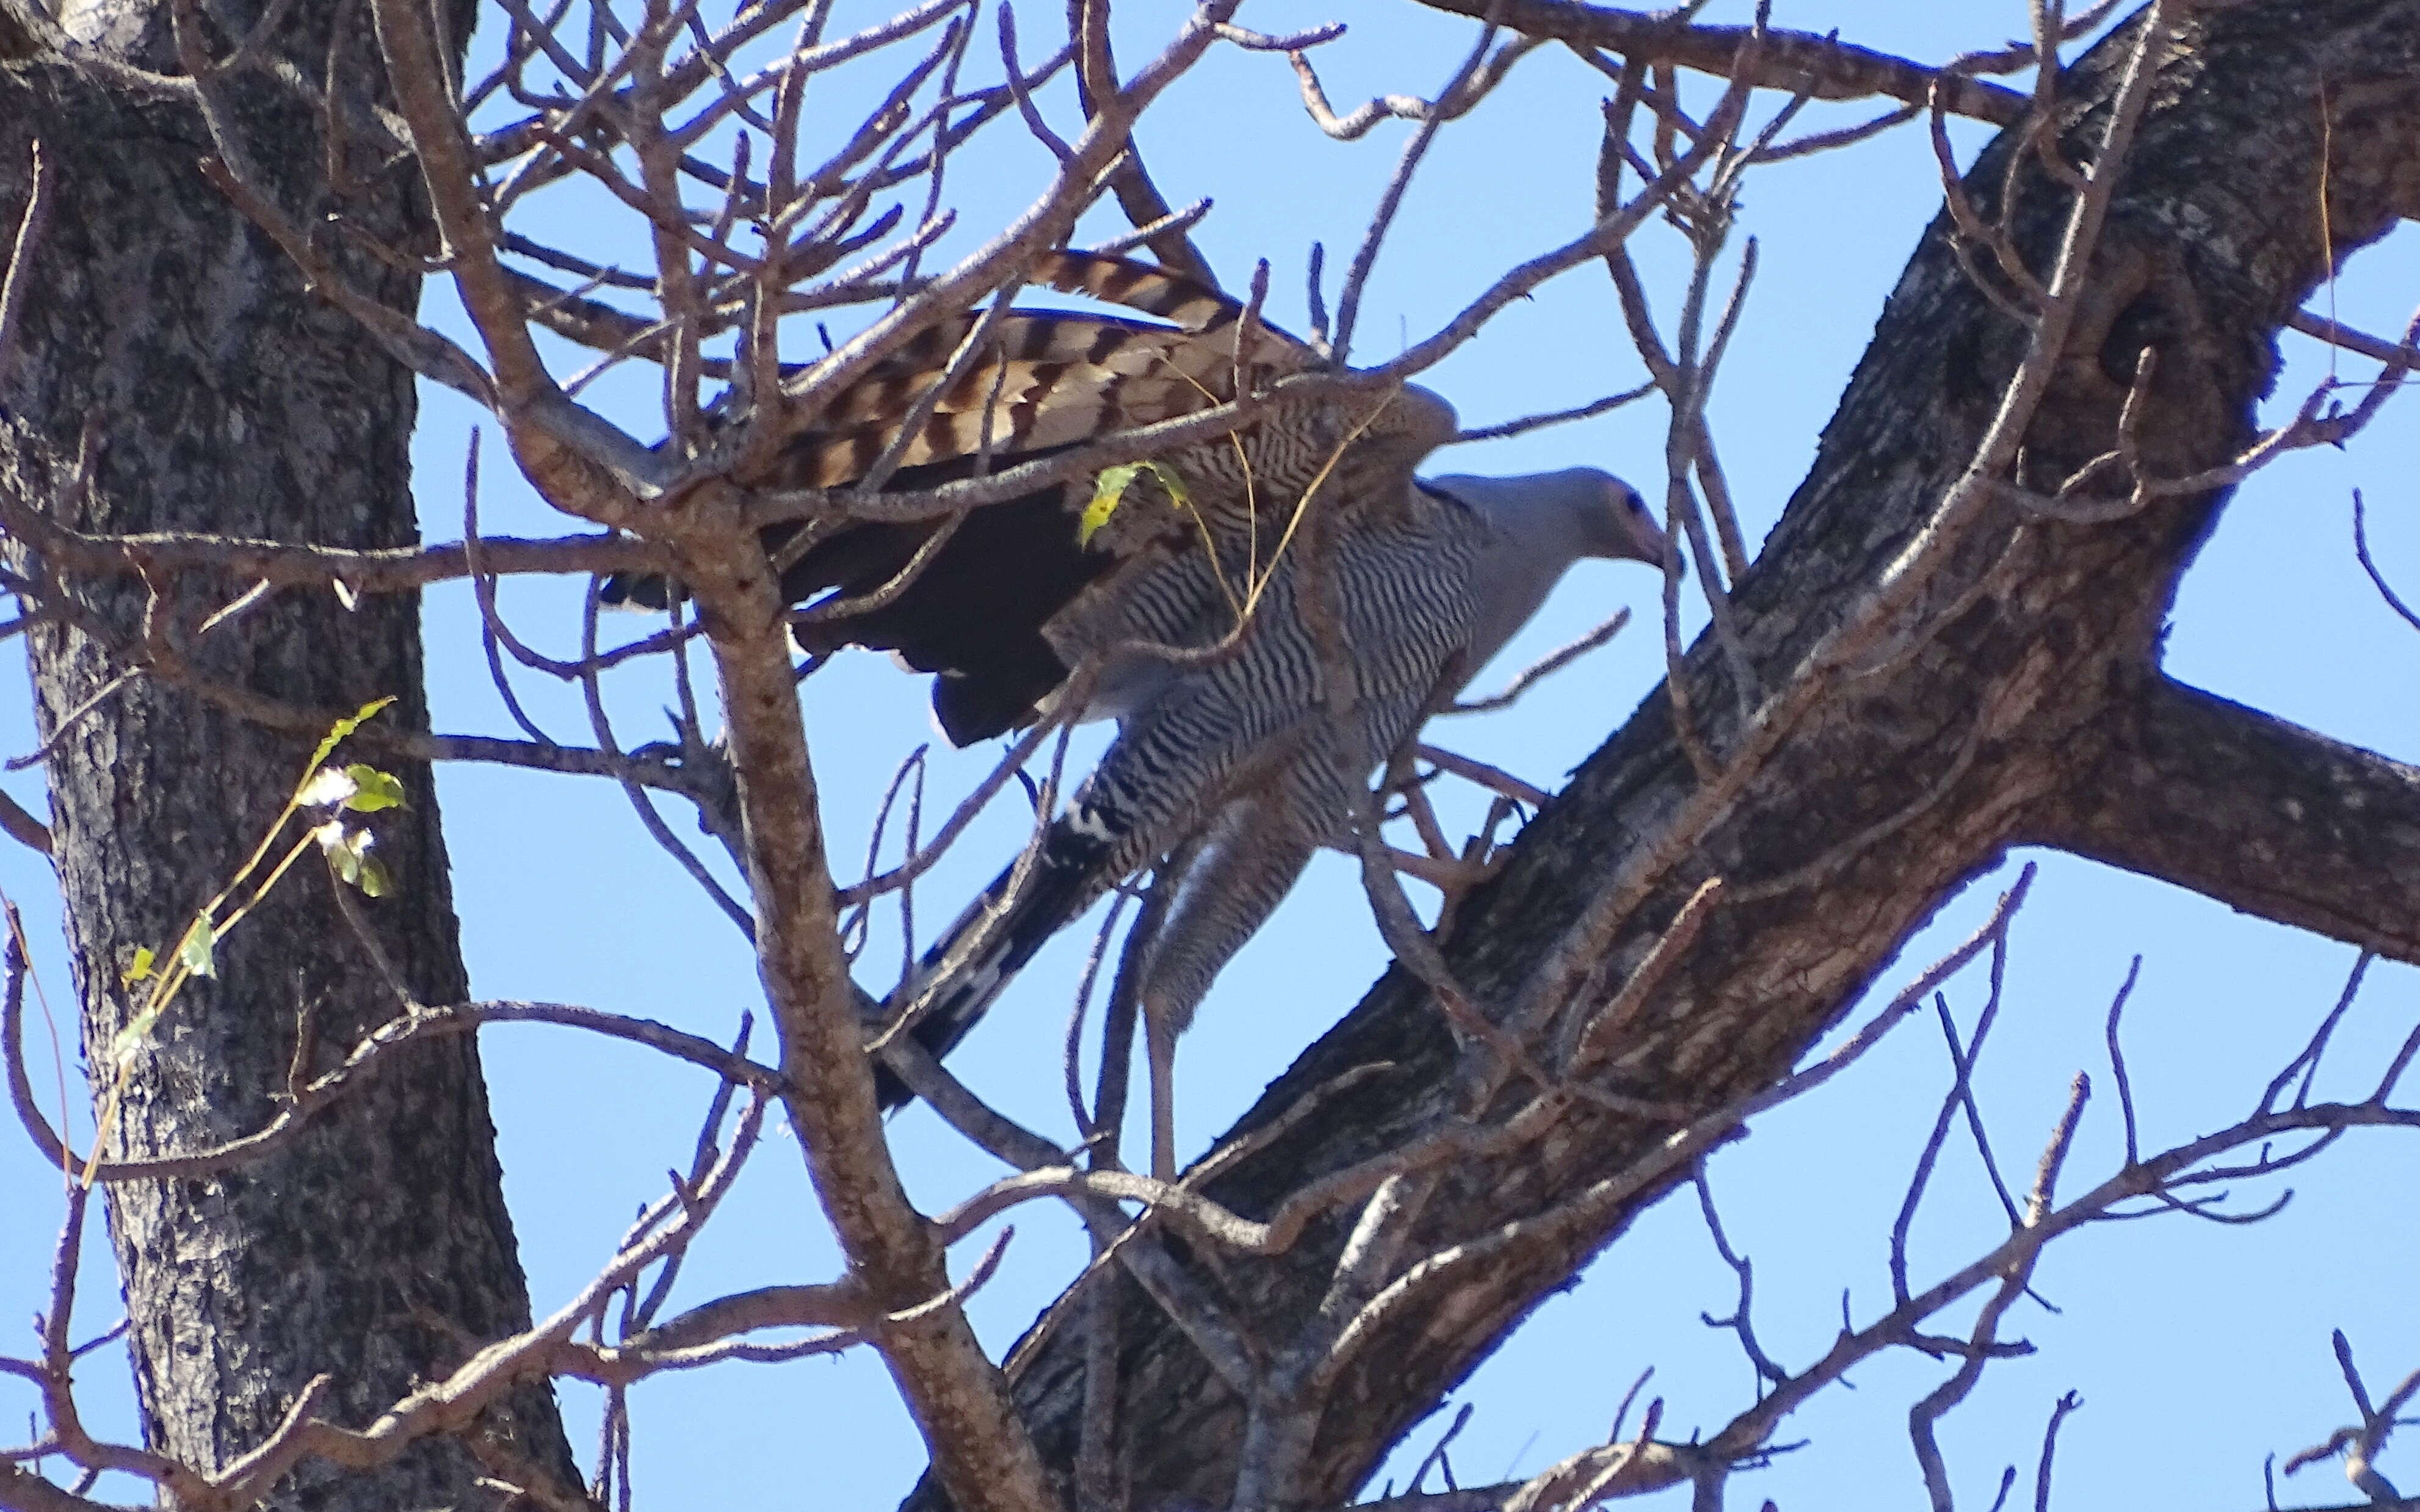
[0,7,578,1507]
[911,4,2420,1508]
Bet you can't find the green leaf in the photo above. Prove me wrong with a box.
[1080,464,1142,546]
[120,946,155,986]
[175,924,216,980]
[1079,461,1193,547]
[305,696,397,773]
[339,765,405,812]
[320,824,392,896]
[1146,460,1192,512]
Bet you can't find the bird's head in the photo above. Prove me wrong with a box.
[1579,470,1680,574]
[1430,466,1681,576]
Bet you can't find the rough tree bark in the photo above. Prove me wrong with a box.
[913,4,2420,1508]
[0,5,578,1507]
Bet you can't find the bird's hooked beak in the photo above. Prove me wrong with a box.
[1614,483,1686,579]
[1648,515,1689,581]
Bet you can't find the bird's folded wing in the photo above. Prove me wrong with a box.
[720,252,1457,743]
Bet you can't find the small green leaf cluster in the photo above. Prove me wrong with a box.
[94,699,408,1179]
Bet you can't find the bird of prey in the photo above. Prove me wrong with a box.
[609,252,1670,1177]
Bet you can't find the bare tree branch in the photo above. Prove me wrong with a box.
[2043,677,2420,966]
[1414,0,2031,123]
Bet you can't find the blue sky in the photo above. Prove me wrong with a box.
[5,2,2418,1508]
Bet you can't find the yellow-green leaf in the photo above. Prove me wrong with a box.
[339,765,405,813]
[1080,464,1142,546]
[305,696,397,773]
[120,946,155,986]
[1079,461,1192,547]
[1145,460,1192,512]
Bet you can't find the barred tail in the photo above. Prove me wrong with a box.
[872,809,1118,1110]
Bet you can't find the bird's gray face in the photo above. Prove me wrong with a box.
[1593,476,1679,572]
[1422,466,1682,574]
